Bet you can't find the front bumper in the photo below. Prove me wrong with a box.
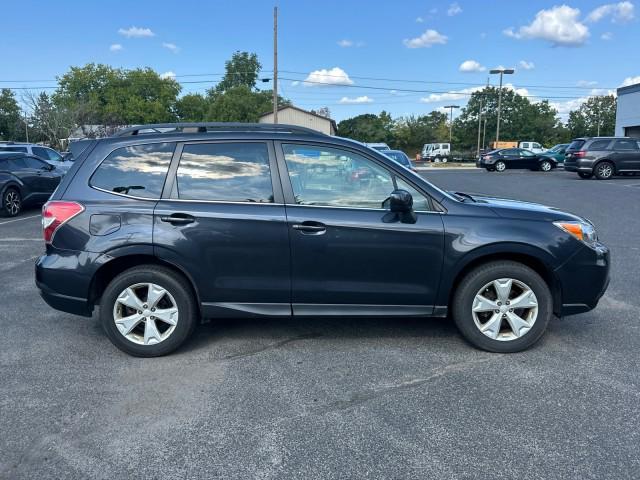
[555,242,610,316]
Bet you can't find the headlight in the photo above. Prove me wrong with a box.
[553,220,598,247]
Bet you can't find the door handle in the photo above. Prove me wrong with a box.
[160,214,195,225]
[292,222,326,234]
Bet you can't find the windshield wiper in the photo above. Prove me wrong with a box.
[453,191,476,203]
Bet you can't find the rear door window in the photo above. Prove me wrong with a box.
[23,157,49,169]
[0,146,28,153]
[90,142,175,198]
[588,140,611,150]
[172,142,273,203]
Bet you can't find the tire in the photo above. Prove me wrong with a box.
[452,261,552,353]
[100,265,198,357]
[539,160,553,172]
[578,172,593,179]
[594,161,614,180]
[1,187,22,217]
[441,156,449,163]
[495,161,506,172]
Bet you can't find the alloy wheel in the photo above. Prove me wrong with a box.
[495,161,506,172]
[4,191,21,216]
[541,161,552,171]
[597,163,613,179]
[113,283,179,345]
[471,278,538,341]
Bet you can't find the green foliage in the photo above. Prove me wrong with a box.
[392,111,449,155]
[336,113,393,143]
[0,89,23,141]
[567,95,616,138]
[175,94,209,122]
[212,51,262,94]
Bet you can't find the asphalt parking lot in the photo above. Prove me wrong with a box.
[1,169,639,479]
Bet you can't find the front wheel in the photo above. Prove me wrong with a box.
[1,188,21,217]
[452,261,552,353]
[578,172,593,179]
[100,265,198,357]
[539,160,553,172]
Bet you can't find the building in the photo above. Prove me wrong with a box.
[259,106,337,135]
[615,82,640,137]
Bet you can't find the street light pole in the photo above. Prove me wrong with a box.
[273,6,278,124]
[476,77,489,158]
[444,105,459,143]
[489,68,514,145]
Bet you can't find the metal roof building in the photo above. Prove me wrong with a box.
[615,82,640,138]
[259,106,337,136]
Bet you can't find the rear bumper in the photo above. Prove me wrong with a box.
[555,243,610,316]
[35,249,105,317]
[563,159,594,173]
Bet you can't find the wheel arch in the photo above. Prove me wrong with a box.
[88,251,202,319]
[441,245,562,316]
[594,158,616,173]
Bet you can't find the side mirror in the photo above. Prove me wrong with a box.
[389,189,413,213]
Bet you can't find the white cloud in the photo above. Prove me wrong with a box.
[416,16,424,23]
[577,80,598,87]
[459,60,486,72]
[162,42,180,53]
[621,75,640,86]
[118,26,155,38]
[337,39,364,47]
[303,67,354,87]
[552,87,617,119]
[586,1,634,23]
[503,5,589,47]
[447,2,462,16]
[420,83,530,104]
[601,31,614,40]
[403,29,448,48]
[160,71,176,80]
[519,60,535,70]
[339,96,374,104]
[109,43,123,52]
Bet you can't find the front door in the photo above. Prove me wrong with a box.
[276,142,444,315]
[154,141,291,316]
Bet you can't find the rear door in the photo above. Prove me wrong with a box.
[276,141,444,315]
[154,140,290,316]
[501,149,520,168]
[610,139,640,171]
[23,156,59,196]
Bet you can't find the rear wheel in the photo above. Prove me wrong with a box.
[495,161,506,172]
[452,261,552,353]
[594,161,614,180]
[539,160,553,172]
[578,172,593,179]
[1,188,21,217]
[100,265,198,357]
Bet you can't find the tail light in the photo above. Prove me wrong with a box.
[42,201,84,244]
[574,151,586,158]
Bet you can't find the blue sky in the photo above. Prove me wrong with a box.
[1,0,639,121]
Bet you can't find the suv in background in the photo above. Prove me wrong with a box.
[0,142,71,173]
[564,137,640,179]
[0,152,62,216]
[36,123,609,357]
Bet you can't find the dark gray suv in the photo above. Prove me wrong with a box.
[564,137,640,179]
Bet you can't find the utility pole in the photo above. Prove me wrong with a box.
[476,77,489,158]
[273,6,278,124]
[490,68,514,144]
[24,111,29,143]
[444,105,459,142]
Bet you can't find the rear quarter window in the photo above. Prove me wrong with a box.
[567,140,585,151]
[90,142,175,199]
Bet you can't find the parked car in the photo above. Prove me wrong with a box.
[421,143,451,162]
[0,142,71,173]
[364,142,391,151]
[0,152,63,216]
[477,148,557,172]
[36,123,609,357]
[382,149,417,171]
[541,143,570,164]
[564,137,640,180]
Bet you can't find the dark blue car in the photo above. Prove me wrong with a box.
[36,123,610,356]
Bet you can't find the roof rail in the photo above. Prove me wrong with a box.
[114,122,325,137]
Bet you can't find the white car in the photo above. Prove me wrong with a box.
[518,141,547,154]
[0,142,71,173]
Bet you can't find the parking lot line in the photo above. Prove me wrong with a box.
[0,214,41,226]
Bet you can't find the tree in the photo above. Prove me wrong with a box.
[175,94,209,122]
[311,107,331,118]
[213,51,262,94]
[0,89,22,141]
[207,86,288,123]
[567,95,616,138]
[53,63,181,126]
[393,111,448,154]
[23,91,76,149]
[336,113,393,143]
